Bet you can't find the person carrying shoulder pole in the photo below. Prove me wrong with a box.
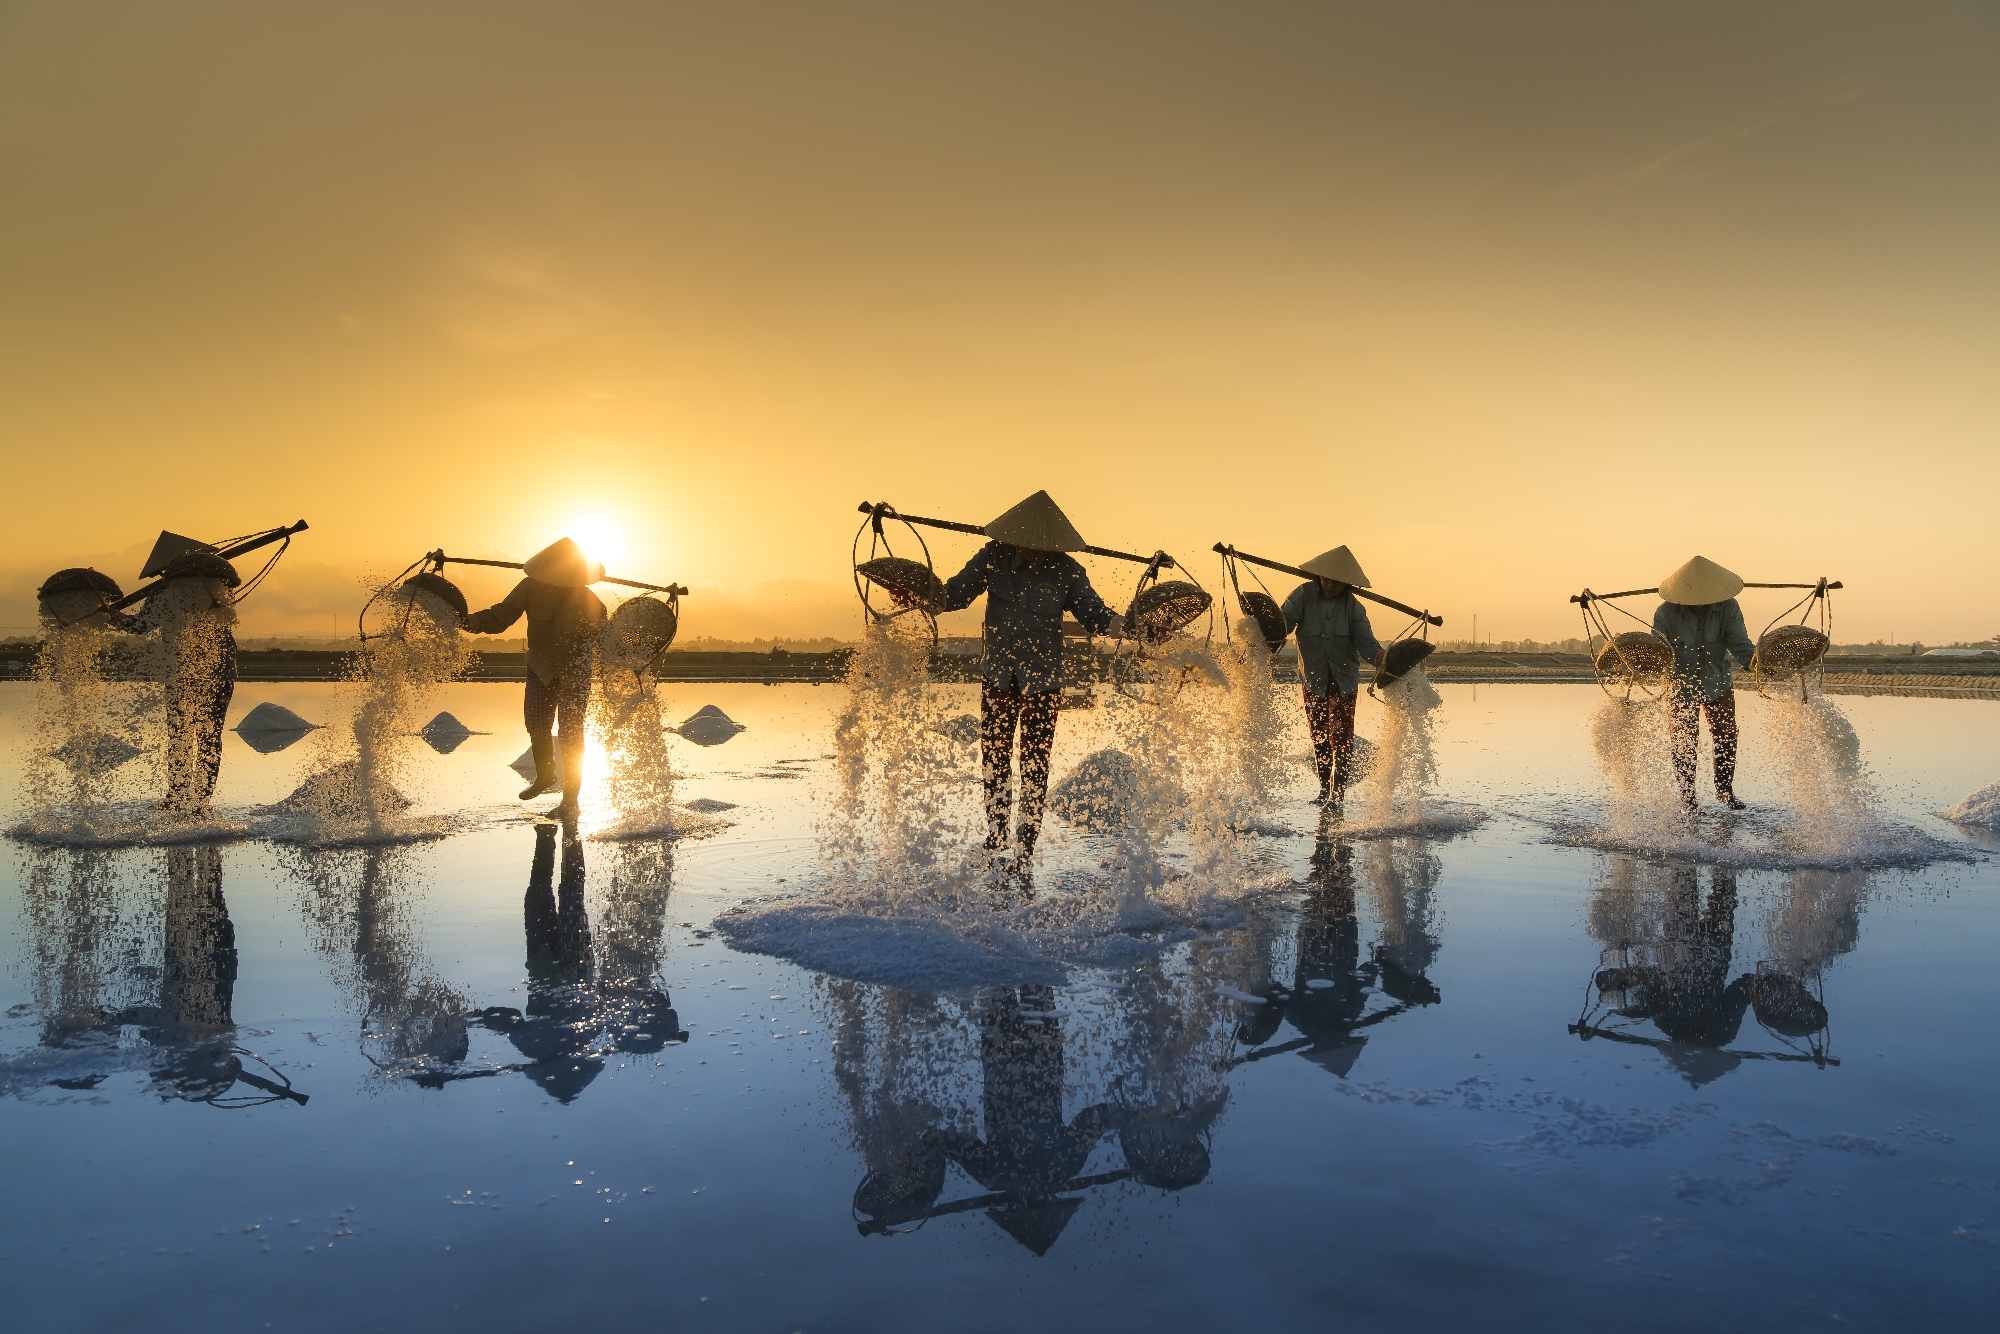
[1280,546,1387,806]
[117,552,242,814]
[1653,556,1756,814]
[461,537,607,820]
[939,491,1124,862]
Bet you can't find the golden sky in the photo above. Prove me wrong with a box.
[3,2,1996,643]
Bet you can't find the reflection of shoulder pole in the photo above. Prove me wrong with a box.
[427,551,690,597]
[1212,543,1442,627]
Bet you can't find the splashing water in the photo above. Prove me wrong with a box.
[721,624,1271,989]
[1344,667,1482,837]
[821,618,979,906]
[1588,692,1685,843]
[21,623,149,830]
[587,604,716,841]
[1753,684,1879,859]
[266,584,469,844]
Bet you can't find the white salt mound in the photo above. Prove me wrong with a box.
[676,705,745,747]
[276,760,412,814]
[1049,749,1142,830]
[1942,781,2000,829]
[234,701,319,734]
[420,712,474,742]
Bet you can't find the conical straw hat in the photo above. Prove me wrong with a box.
[1658,555,1743,605]
[523,536,606,587]
[1299,546,1370,587]
[984,490,1086,552]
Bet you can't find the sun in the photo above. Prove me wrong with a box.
[566,513,627,569]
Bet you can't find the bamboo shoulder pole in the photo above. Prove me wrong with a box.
[105,520,311,612]
[1571,580,1842,606]
[1212,543,1443,627]
[856,501,1174,568]
[432,552,689,597]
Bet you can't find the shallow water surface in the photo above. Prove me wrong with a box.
[2,681,1996,1331]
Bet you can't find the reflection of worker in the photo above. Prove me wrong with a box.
[462,537,608,819]
[941,492,1122,860]
[1653,556,1756,813]
[1280,547,1386,805]
[472,824,685,1104]
[1594,865,1751,1087]
[121,553,242,813]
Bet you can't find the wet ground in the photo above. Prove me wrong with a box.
[2,681,1997,1332]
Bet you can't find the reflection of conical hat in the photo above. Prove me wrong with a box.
[984,491,1086,552]
[523,536,605,586]
[1658,555,1743,605]
[1299,546,1370,587]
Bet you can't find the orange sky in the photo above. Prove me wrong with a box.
[3,2,1995,644]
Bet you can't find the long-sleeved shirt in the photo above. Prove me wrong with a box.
[942,541,1116,694]
[1280,581,1383,698]
[465,578,606,685]
[1652,599,1755,701]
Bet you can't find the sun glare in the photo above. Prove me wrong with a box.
[567,513,626,569]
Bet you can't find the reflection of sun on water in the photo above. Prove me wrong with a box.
[567,513,626,569]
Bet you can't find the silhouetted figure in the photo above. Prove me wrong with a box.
[1279,546,1387,805]
[462,536,608,819]
[939,492,1122,861]
[120,553,242,813]
[1652,556,1756,813]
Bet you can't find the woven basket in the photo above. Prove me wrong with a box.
[856,556,946,614]
[608,595,680,660]
[1375,639,1435,688]
[1595,630,1673,680]
[1126,581,1212,640]
[37,567,124,625]
[1753,624,1829,676]
[1237,590,1287,649]
[400,571,467,619]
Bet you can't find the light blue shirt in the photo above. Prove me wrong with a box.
[1652,599,1755,701]
[1280,582,1382,698]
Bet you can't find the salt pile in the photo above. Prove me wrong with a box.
[675,705,745,746]
[417,711,475,754]
[1941,781,2000,829]
[1049,749,1142,830]
[235,701,319,736]
[234,702,320,755]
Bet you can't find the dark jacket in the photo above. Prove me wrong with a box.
[1652,599,1754,701]
[465,578,606,685]
[942,542,1116,694]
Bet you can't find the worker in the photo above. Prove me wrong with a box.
[1653,556,1755,813]
[1280,547,1386,805]
[940,491,1123,863]
[462,537,607,819]
[120,552,242,814]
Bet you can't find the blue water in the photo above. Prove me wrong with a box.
[2,681,1995,1331]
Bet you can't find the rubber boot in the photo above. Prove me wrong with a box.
[518,736,560,800]
[550,735,585,819]
[1311,756,1332,805]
